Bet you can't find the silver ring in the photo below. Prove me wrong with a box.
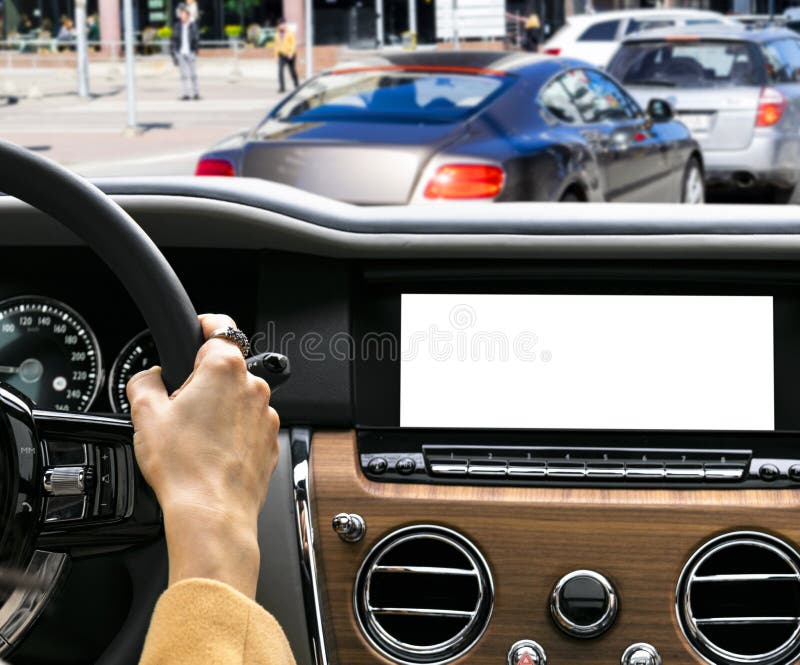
[208,326,250,358]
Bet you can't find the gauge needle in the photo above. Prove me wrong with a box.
[0,365,20,374]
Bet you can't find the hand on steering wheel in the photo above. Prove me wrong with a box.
[128,314,280,600]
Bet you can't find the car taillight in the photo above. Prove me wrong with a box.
[543,47,561,56]
[756,87,787,127]
[195,158,235,176]
[423,164,505,200]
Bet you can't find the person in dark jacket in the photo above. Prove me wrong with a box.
[170,3,200,100]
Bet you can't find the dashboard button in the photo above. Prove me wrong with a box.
[546,462,586,478]
[430,459,468,476]
[704,464,745,481]
[367,457,388,475]
[664,464,705,480]
[586,463,625,479]
[507,462,546,478]
[45,495,86,522]
[625,464,665,479]
[789,464,800,482]
[507,640,546,665]
[468,460,507,477]
[621,643,661,665]
[395,457,416,475]
[551,570,617,637]
[759,463,780,482]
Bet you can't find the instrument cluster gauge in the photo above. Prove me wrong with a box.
[0,295,103,412]
[109,330,159,414]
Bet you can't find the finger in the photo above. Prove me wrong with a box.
[199,313,237,339]
[127,366,169,414]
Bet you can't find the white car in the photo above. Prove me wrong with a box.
[541,8,739,68]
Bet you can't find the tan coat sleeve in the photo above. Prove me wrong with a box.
[139,579,297,665]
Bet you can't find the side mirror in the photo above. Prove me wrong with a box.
[647,98,674,123]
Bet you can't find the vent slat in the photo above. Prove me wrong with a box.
[678,532,800,665]
[355,526,493,664]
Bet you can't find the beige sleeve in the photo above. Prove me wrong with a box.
[139,578,297,665]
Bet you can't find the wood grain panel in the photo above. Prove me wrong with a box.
[310,431,800,664]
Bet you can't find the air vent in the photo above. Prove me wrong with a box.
[354,525,493,665]
[677,531,800,665]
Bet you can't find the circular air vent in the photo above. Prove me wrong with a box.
[677,531,800,665]
[354,525,493,665]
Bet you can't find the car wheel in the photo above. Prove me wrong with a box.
[681,157,705,204]
[772,184,800,205]
[560,190,582,202]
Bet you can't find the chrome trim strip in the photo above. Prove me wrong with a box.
[0,550,68,652]
[290,428,328,665]
[693,573,800,583]
[370,607,476,618]
[372,565,478,577]
[695,617,800,625]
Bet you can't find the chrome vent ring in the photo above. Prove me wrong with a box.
[677,531,800,665]
[354,525,493,665]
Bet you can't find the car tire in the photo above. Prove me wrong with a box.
[681,157,705,204]
[772,183,800,205]
[560,190,582,202]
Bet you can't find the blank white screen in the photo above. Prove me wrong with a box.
[399,294,775,430]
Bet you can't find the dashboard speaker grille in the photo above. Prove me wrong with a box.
[354,525,493,665]
[677,531,800,665]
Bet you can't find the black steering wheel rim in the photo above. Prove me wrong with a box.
[0,139,205,662]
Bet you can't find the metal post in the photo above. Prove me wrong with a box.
[304,0,313,80]
[451,0,459,49]
[75,0,89,97]
[408,0,417,41]
[375,0,384,47]
[769,0,775,22]
[122,0,138,132]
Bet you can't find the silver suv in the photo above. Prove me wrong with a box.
[608,27,800,203]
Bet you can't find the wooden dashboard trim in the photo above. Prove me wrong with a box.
[310,431,800,664]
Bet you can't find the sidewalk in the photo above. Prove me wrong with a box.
[0,56,285,176]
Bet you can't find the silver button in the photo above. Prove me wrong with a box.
[42,466,86,496]
[468,462,507,477]
[704,464,745,480]
[507,463,546,477]
[430,463,468,476]
[586,463,626,478]
[507,639,547,665]
[621,643,661,665]
[625,464,665,479]
[664,465,705,480]
[546,463,586,478]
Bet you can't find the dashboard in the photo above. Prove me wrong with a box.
[6,181,800,665]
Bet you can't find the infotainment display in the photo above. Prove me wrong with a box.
[399,294,775,431]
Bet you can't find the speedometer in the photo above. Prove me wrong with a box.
[109,330,159,413]
[0,296,102,412]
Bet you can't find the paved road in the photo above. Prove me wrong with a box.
[0,57,285,177]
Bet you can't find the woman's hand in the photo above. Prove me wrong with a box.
[127,314,280,599]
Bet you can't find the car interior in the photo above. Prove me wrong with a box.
[3,130,800,665]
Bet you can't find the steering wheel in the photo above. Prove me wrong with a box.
[0,140,205,663]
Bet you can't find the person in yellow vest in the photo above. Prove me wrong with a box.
[275,17,299,94]
[524,11,541,52]
[132,313,296,665]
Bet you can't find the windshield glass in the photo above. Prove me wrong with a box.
[608,40,763,88]
[268,69,510,124]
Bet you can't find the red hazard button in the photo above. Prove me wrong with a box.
[508,640,546,665]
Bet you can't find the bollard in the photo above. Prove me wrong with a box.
[228,39,243,83]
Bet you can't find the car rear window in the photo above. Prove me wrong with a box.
[267,69,510,124]
[578,20,620,42]
[763,38,800,82]
[608,40,764,88]
[626,19,675,35]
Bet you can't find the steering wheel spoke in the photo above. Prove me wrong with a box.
[33,410,161,549]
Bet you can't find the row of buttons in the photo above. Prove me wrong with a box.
[428,458,745,481]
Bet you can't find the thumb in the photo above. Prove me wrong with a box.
[126,366,169,416]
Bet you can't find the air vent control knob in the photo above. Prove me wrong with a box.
[332,512,365,543]
[507,640,547,665]
[621,643,661,665]
[550,570,618,638]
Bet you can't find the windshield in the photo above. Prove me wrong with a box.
[608,40,764,88]
[267,69,510,125]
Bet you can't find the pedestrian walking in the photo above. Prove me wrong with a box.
[523,9,541,52]
[170,4,200,101]
[275,18,299,93]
